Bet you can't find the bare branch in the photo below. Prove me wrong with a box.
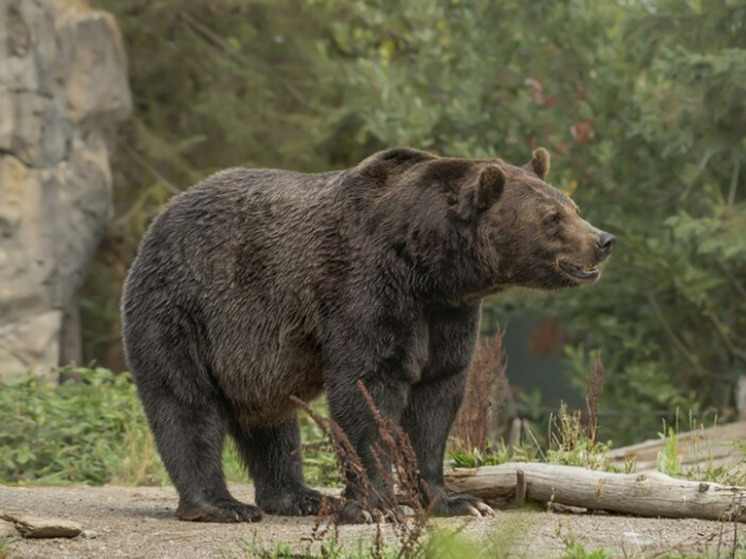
[680,149,712,202]
[646,293,707,375]
[719,262,746,303]
[179,11,310,108]
[703,310,746,363]
[728,155,741,207]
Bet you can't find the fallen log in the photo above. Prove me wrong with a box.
[607,421,746,472]
[443,462,746,522]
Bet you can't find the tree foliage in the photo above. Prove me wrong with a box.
[88,0,746,443]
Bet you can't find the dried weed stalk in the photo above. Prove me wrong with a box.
[452,326,508,452]
[585,355,605,443]
[356,381,432,557]
[291,383,432,558]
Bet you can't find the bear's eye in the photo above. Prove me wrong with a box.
[544,213,562,228]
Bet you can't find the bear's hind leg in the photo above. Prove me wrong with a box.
[136,372,262,523]
[231,415,325,516]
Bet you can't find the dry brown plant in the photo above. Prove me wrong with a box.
[291,382,432,558]
[585,355,605,443]
[452,327,508,452]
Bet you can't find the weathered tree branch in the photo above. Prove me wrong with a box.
[606,420,746,472]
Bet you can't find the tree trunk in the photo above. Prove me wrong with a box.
[59,299,82,368]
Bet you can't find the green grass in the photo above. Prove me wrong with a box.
[233,535,405,559]
[0,537,11,559]
[657,423,682,478]
[655,415,746,487]
[560,543,615,559]
[449,403,614,473]
[229,528,506,559]
[649,545,746,559]
[221,533,746,559]
[227,522,746,559]
[229,513,638,559]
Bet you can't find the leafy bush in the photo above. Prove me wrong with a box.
[0,368,166,485]
[0,367,337,487]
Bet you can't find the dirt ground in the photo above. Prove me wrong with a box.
[0,484,740,558]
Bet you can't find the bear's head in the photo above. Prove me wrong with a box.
[467,148,615,291]
[358,147,615,298]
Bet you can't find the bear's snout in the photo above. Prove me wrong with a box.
[595,232,616,257]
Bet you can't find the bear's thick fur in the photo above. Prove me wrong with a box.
[122,147,614,523]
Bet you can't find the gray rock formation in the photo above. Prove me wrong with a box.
[0,0,132,378]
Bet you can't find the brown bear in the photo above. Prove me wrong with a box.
[121,147,614,523]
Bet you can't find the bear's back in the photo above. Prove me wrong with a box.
[122,166,358,325]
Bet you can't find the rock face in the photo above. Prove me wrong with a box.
[0,0,132,378]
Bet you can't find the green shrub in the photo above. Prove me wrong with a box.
[0,367,338,487]
[0,368,166,485]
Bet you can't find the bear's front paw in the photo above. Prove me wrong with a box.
[257,487,329,516]
[431,494,495,518]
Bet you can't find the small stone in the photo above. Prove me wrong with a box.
[0,519,19,538]
[2,514,82,539]
[80,529,98,539]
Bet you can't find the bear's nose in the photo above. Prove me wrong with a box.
[595,232,616,255]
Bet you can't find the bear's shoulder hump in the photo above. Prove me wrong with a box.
[355,147,438,185]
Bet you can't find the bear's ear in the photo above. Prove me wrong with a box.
[525,147,551,180]
[475,164,506,211]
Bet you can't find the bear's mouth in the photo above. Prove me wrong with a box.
[557,259,600,282]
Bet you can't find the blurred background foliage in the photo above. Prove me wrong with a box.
[86,0,746,445]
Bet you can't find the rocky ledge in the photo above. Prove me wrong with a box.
[0,0,132,377]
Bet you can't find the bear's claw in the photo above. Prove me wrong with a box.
[432,495,495,518]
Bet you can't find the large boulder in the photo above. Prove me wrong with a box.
[0,0,132,378]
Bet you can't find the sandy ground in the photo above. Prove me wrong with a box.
[0,484,740,558]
